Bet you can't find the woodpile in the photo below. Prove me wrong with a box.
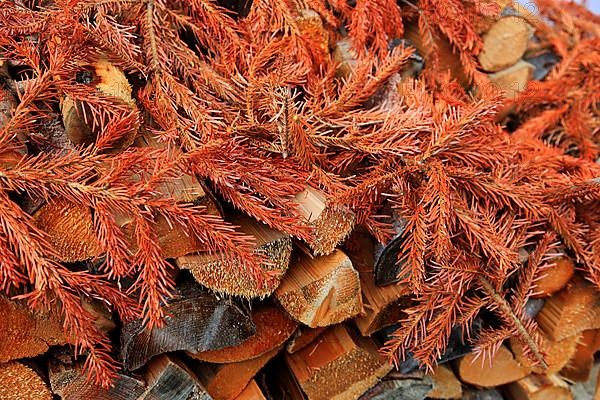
[0,0,599,399]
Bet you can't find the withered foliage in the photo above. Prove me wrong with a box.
[0,0,598,387]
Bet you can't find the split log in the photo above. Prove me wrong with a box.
[177,215,292,297]
[427,364,462,399]
[0,295,66,363]
[188,303,297,363]
[455,345,529,387]
[506,374,573,400]
[510,330,579,374]
[286,326,327,354]
[487,60,535,100]
[49,360,145,400]
[560,329,600,382]
[0,361,52,400]
[295,186,355,256]
[61,57,138,148]
[285,324,392,400]
[195,347,281,400]
[536,277,600,341]
[274,249,363,328]
[478,16,532,72]
[359,375,433,400]
[532,255,575,298]
[140,355,211,400]
[31,197,101,262]
[235,380,266,400]
[120,283,255,371]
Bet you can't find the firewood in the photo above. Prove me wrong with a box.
[536,277,600,341]
[265,357,307,400]
[333,38,358,79]
[82,298,116,334]
[188,303,297,363]
[0,295,66,363]
[295,186,355,256]
[487,60,535,100]
[49,359,145,400]
[427,364,462,399]
[274,249,363,328]
[478,16,532,72]
[510,330,579,374]
[61,57,138,148]
[506,374,573,400]
[177,215,292,297]
[532,255,575,298]
[295,9,329,65]
[235,380,266,400]
[195,347,281,400]
[140,354,211,400]
[120,283,255,371]
[31,197,101,262]
[561,329,600,382]
[373,216,408,287]
[285,324,392,400]
[286,326,327,354]
[0,361,52,400]
[359,375,433,400]
[462,388,504,400]
[455,345,529,387]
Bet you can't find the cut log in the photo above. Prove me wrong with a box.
[359,375,433,400]
[177,215,292,297]
[560,329,600,382]
[61,57,138,148]
[140,354,211,400]
[120,283,255,371]
[0,361,52,400]
[487,60,535,100]
[0,295,66,363]
[285,324,392,400]
[506,374,573,400]
[536,277,600,341]
[286,326,327,354]
[532,255,575,298]
[49,360,145,400]
[195,347,281,400]
[427,364,462,399]
[478,16,532,72]
[455,345,529,387]
[295,186,355,256]
[274,249,363,328]
[235,380,266,400]
[31,197,101,262]
[188,303,297,363]
[510,330,579,374]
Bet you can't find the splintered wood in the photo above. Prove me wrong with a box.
[285,325,392,400]
[177,215,292,298]
[275,249,362,328]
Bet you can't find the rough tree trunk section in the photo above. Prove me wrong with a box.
[295,186,355,256]
[455,345,529,387]
[478,16,532,72]
[188,303,297,363]
[275,249,363,328]
[285,325,392,400]
[177,215,292,298]
[427,364,463,399]
[31,197,101,262]
[120,283,255,371]
[0,361,53,400]
[140,354,211,400]
[536,277,600,341]
[0,296,66,363]
[506,374,573,400]
[195,347,281,400]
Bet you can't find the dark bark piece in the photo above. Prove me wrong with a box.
[140,354,211,400]
[0,295,66,363]
[462,388,504,400]
[524,51,560,81]
[358,376,433,400]
[373,214,407,287]
[49,359,145,400]
[121,283,255,371]
[427,365,462,399]
[0,361,52,400]
[188,303,297,363]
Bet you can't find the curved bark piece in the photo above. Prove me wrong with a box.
[120,283,255,371]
